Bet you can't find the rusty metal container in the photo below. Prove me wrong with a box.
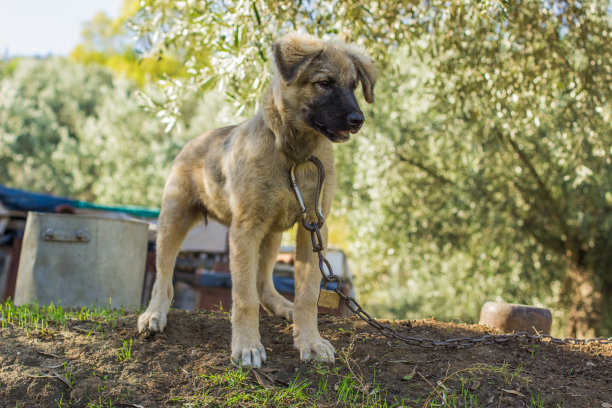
[14,212,148,308]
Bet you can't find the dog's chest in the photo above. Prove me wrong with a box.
[270,176,321,232]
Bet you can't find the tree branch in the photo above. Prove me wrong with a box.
[500,134,572,232]
[501,134,581,260]
[508,185,566,255]
[396,152,454,185]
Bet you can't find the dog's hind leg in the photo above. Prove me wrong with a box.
[257,231,293,321]
[138,180,201,334]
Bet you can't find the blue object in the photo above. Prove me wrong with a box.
[0,185,74,213]
[194,270,339,294]
[0,185,160,218]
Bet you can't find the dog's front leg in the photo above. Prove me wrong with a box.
[229,220,267,367]
[293,223,335,363]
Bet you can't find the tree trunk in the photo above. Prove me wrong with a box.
[601,279,612,338]
[565,265,602,338]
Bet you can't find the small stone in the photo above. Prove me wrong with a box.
[479,302,552,334]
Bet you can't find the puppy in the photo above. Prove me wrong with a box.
[138,33,376,367]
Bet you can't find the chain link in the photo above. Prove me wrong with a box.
[289,157,612,348]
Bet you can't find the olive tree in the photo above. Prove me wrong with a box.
[0,57,233,206]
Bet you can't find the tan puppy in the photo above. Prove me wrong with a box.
[138,33,376,367]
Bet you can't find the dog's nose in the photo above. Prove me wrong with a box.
[347,112,364,131]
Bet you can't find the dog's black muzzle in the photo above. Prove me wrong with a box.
[309,89,365,143]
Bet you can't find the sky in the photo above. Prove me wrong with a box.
[0,0,123,57]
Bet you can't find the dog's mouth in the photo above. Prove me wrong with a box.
[312,120,356,143]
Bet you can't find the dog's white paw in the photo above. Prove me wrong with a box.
[138,310,167,333]
[261,291,294,321]
[231,341,267,368]
[278,304,293,321]
[295,335,335,363]
[269,300,293,321]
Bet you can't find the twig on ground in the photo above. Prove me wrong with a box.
[417,371,452,408]
[252,370,271,388]
[36,350,61,358]
[26,371,72,389]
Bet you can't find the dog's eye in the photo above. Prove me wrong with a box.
[316,80,332,88]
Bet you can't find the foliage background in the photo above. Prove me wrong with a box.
[0,58,234,206]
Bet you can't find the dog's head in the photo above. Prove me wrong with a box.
[272,33,377,143]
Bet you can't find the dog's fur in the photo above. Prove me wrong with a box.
[137,33,376,367]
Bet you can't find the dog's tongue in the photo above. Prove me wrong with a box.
[339,130,350,137]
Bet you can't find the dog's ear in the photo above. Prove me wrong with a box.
[346,46,377,103]
[273,33,323,85]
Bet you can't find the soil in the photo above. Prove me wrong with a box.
[0,309,610,407]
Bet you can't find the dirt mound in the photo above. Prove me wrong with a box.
[1,309,610,407]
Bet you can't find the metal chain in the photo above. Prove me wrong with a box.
[289,156,612,348]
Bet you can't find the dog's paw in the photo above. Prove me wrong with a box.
[231,341,267,368]
[295,335,335,363]
[270,300,293,321]
[137,310,167,333]
[261,291,294,321]
[278,305,293,321]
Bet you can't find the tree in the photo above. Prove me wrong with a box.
[70,0,186,86]
[0,57,232,206]
[404,1,612,337]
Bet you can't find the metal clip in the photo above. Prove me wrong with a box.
[289,156,325,231]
